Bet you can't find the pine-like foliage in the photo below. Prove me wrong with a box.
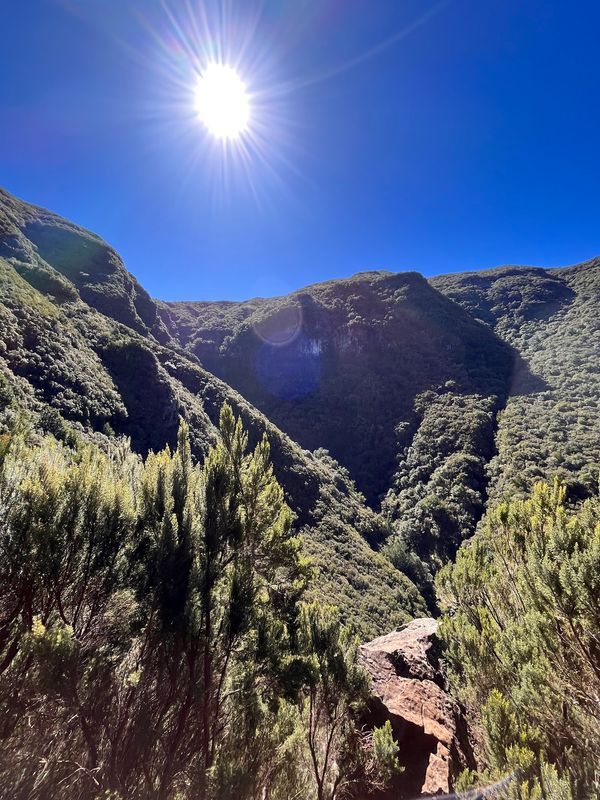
[295,604,402,800]
[437,479,600,799]
[0,408,395,800]
[0,405,310,798]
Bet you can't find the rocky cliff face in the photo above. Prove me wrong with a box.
[359,618,476,797]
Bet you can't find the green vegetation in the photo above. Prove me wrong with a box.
[3,185,600,796]
[0,407,399,800]
[169,261,600,598]
[297,603,401,800]
[0,188,425,636]
[381,388,498,606]
[0,257,126,429]
[163,270,512,510]
[433,260,600,504]
[4,185,600,627]
[438,479,600,799]
[163,271,514,599]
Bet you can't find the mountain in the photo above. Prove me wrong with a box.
[1,186,599,798]
[1,185,599,622]
[160,272,513,510]
[160,274,517,580]
[0,187,425,636]
[162,257,600,577]
[432,261,600,502]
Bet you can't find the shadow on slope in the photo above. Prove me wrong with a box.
[162,271,517,510]
[0,187,426,637]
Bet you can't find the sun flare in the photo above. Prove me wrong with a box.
[195,63,250,140]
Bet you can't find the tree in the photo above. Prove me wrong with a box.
[0,406,312,799]
[297,603,401,800]
[105,406,311,798]
[437,479,600,798]
[0,407,403,800]
[0,425,139,796]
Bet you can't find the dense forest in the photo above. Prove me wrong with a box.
[0,187,599,798]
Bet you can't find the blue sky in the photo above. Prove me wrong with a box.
[2,0,600,301]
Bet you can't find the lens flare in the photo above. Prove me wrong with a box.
[195,63,250,139]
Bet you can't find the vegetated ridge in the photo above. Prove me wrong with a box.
[1,186,599,615]
[0,187,425,637]
[1,186,600,799]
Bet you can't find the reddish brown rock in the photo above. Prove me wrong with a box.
[359,617,475,797]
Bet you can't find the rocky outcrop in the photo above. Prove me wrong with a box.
[359,617,475,797]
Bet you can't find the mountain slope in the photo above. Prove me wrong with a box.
[0,188,171,342]
[2,185,598,626]
[161,272,514,512]
[161,272,519,579]
[0,188,426,635]
[163,257,600,573]
[432,259,600,502]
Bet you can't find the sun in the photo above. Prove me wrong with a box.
[195,63,250,140]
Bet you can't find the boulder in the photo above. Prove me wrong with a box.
[359,617,475,797]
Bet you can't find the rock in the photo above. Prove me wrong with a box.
[359,617,475,797]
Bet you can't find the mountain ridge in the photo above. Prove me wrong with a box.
[1,185,599,624]
[0,187,426,635]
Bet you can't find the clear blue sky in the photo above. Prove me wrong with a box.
[2,1,600,301]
